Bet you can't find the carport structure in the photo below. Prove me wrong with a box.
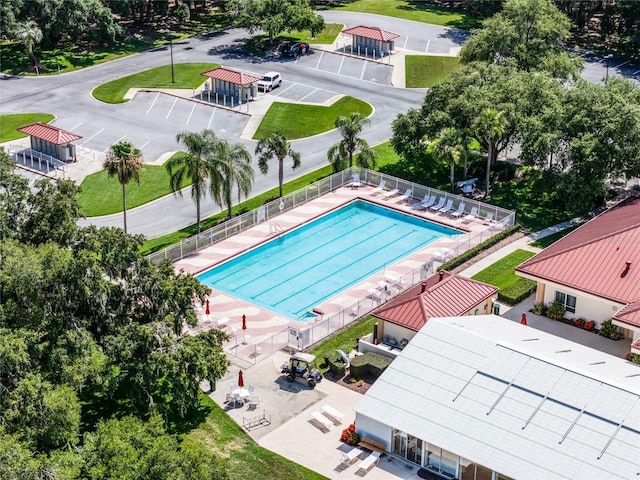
[17,122,82,162]
[201,67,260,102]
[342,25,399,56]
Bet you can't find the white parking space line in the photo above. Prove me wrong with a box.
[186,102,196,124]
[360,62,368,80]
[403,37,409,49]
[338,56,345,75]
[615,60,630,68]
[207,109,216,129]
[315,51,324,70]
[425,40,431,54]
[298,88,319,103]
[633,69,640,75]
[274,83,297,96]
[80,128,104,146]
[146,93,160,115]
[140,141,150,150]
[70,122,83,131]
[166,97,178,119]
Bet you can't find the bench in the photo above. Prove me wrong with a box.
[358,436,386,454]
[321,405,344,425]
[309,411,332,432]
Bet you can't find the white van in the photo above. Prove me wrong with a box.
[257,72,282,92]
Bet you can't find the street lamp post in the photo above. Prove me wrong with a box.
[169,36,175,84]
[604,53,613,83]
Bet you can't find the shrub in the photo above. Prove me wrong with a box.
[574,318,586,329]
[340,423,360,446]
[546,301,566,320]
[439,225,520,271]
[532,303,546,315]
[497,278,537,305]
[324,352,346,377]
[599,319,624,340]
[625,353,640,364]
[350,352,392,379]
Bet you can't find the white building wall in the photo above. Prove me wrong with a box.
[542,282,624,325]
[354,413,391,451]
[381,323,415,345]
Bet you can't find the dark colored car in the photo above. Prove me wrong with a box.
[280,41,310,57]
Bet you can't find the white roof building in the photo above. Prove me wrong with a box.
[354,315,640,480]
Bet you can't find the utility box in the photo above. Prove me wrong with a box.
[493,303,501,315]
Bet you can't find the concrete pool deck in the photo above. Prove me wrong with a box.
[175,186,502,358]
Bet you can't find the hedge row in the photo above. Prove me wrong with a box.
[324,352,346,377]
[438,224,521,272]
[350,352,392,378]
[498,278,537,305]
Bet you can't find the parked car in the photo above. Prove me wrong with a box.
[280,41,310,57]
[257,72,282,92]
[280,352,323,388]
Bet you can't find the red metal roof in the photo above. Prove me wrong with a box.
[613,300,640,329]
[17,122,82,144]
[201,67,260,85]
[516,196,640,304]
[342,25,400,42]
[373,272,498,331]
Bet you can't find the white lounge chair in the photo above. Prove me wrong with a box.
[437,199,454,214]
[352,173,361,189]
[429,197,445,211]
[356,451,381,475]
[338,447,363,468]
[416,195,436,210]
[463,206,478,220]
[370,179,386,195]
[484,212,494,223]
[310,411,332,432]
[321,405,344,425]
[450,202,466,218]
[381,188,400,199]
[395,188,413,203]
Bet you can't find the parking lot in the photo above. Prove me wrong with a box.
[294,50,394,85]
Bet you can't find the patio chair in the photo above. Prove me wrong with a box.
[248,395,260,409]
[381,188,400,199]
[429,197,445,211]
[463,206,478,221]
[450,202,466,218]
[355,451,381,475]
[351,173,361,189]
[418,195,436,210]
[395,188,413,203]
[369,179,386,195]
[437,199,454,214]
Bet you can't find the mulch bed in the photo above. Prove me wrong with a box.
[323,370,376,395]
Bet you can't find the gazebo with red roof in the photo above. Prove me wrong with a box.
[342,25,399,56]
[17,122,82,162]
[201,67,261,103]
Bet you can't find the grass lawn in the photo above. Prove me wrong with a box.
[368,141,400,169]
[184,394,327,480]
[310,316,378,373]
[471,249,536,290]
[78,153,191,217]
[253,96,372,140]
[0,113,55,142]
[1,10,229,75]
[405,55,461,88]
[92,63,218,103]
[330,0,481,30]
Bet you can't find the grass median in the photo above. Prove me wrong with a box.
[93,63,218,103]
[0,113,55,143]
[253,96,372,140]
[405,55,460,88]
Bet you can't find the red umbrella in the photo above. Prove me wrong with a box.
[238,370,244,387]
[521,313,527,326]
[205,299,210,315]
[242,314,247,330]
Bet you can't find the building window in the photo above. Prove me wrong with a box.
[555,291,576,313]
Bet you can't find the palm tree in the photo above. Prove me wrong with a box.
[14,20,43,66]
[472,109,507,198]
[255,133,300,198]
[327,112,377,173]
[427,127,465,193]
[167,130,217,234]
[209,139,254,218]
[103,141,144,233]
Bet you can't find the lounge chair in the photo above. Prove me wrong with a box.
[463,206,478,220]
[369,179,386,195]
[338,447,363,469]
[351,173,361,189]
[381,188,400,199]
[416,195,436,210]
[429,197,445,211]
[309,411,332,432]
[356,451,381,475]
[450,202,466,218]
[395,188,413,203]
[437,199,454,214]
[484,212,494,223]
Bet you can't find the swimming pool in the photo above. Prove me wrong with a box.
[197,200,463,321]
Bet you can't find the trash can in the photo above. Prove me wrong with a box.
[493,303,500,315]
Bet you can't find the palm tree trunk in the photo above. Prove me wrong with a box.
[349,151,353,168]
[450,162,455,193]
[196,197,201,234]
[122,184,128,233]
[485,143,492,199]
[278,159,284,198]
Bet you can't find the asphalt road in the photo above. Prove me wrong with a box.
[2,12,636,239]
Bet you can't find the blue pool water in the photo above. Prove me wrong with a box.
[197,200,462,321]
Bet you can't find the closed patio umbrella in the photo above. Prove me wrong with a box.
[238,370,244,387]
[242,314,247,330]
[205,299,210,315]
[521,313,527,326]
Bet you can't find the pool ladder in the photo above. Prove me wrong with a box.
[268,223,285,236]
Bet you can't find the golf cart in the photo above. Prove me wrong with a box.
[281,352,323,388]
